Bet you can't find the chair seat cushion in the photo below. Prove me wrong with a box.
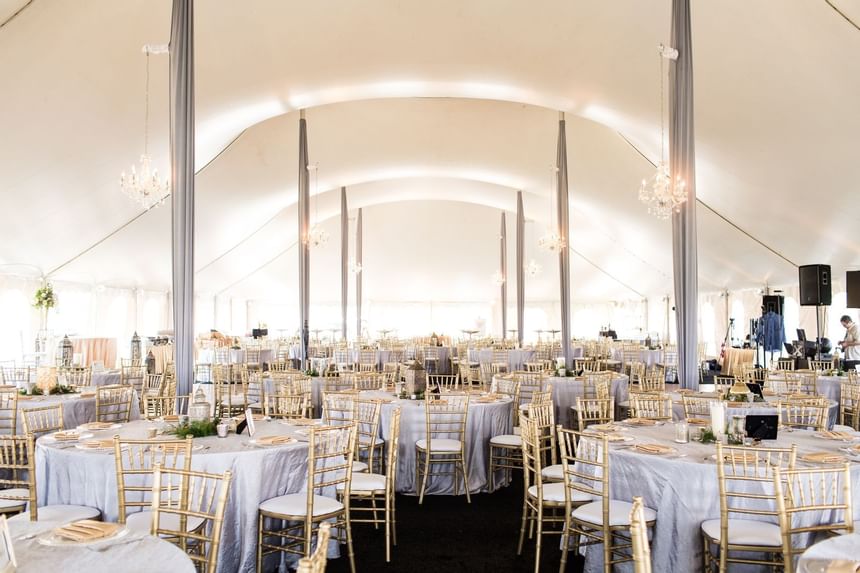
[126,509,205,533]
[9,504,100,524]
[259,493,344,518]
[528,482,592,504]
[700,518,782,547]
[490,434,521,447]
[352,461,369,473]
[0,489,30,511]
[415,438,462,452]
[359,436,384,447]
[248,402,263,410]
[541,464,564,481]
[337,472,386,493]
[571,500,656,527]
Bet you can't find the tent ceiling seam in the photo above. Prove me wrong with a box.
[825,0,860,31]
[616,131,799,269]
[0,0,34,30]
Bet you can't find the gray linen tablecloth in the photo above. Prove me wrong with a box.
[797,533,860,573]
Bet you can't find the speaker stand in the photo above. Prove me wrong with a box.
[815,305,822,361]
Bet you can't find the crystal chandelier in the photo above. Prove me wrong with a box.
[306,163,329,248]
[539,166,566,251]
[349,259,363,274]
[307,226,330,247]
[491,271,506,286]
[638,44,687,219]
[120,47,170,210]
[525,259,542,277]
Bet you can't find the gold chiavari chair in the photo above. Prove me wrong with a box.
[629,394,672,421]
[682,395,718,425]
[582,372,612,400]
[415,394,471,504]
[765,372,793,396]
[291,376,314,418]
[701,442,796,572]
[838,381,860,430]
[144,395,190,420]
[713,375,735,395]
[265,393,308,420]
[353,373,384,391]
[636,371,665,394]
[514,371,546,405]
[789,370,818,395]
[428,374,459,392]
[808,359,834,373]
[773,358,795,371]
[848,370,859,385]
[660,345,678,383]
[213,364,246,419]
[488,376,523,490]
[515,411,568,573]
[334,349,353,373]
[213,347,230,365]
[629,497,653,573]
[324,375,354,393]
[557,427,657,573]
[245,346,263,371]
[583,359,607,373]
[627,361,646,386]
[574,358,593,372]
[60,366,92,389]
[245,370,265,412]
[576,398,614,431]
[95,384,135,423]
[257,424,357,573]
[355,399,384,474]
[357,350,377,372]
[151,464,233,573]
[1,434,101,523]
[142,373,164,400]
[773,464,854,573]
[338,408,401,562]
[421,346,440,374]
[193,363,213,385]
[121,363,146,391]
[479,362,498,390]
[777,397,829,431]
[491,349,509,374]
[322,392,356,426]
[0,387,17,435]
[21,403,63,437]
[114,436,194,530]
[296,522,332,573]
[530,400,563,484]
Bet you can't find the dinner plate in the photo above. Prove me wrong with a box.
[248,436,297,448]
[76,422,122,431]
[279,419,322,427]
[37,525,129,547]
[43,431,93,443]
[632,444,677,455]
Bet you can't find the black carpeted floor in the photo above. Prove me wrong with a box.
[326,474,584,573]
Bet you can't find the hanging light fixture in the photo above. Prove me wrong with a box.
[538,166,566,251]
[525,259,542,277]
[491,271,506,286]
[307,163,329,248]
[638,44,687,219]
[349,258,363,274]
[120,46,170,210]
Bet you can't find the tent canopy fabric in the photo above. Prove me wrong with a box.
[1,0,859,308]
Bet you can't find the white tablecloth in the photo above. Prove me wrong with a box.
[36,419,311,573]
[17,392,140,431]
[580,423,860,573]
[667,391,840,430]
[8,519,195,573]
[797,534,860,573]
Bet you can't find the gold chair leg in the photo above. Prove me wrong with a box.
[517,502,529,555]
[534,506,544,573]
[462,454,471,503]
[256,512,264,573]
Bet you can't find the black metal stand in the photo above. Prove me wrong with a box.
[815,305,822,361]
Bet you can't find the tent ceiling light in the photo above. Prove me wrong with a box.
[491,271,506,286]
[120,49,169,210]
[638,44,687,220]
[525,259,542,277]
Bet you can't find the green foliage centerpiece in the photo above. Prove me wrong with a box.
[170,418,221,439]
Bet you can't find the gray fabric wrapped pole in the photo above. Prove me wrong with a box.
[298,111,310,370]
[169,0,194,404]
[356,208,363,339]
[670,0,699,389]
[500,212,507,338]
[556,112,572,370]
[516,191,525,347]
[340,187,348,342]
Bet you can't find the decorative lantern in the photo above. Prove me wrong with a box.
[727,378,752,402]
[188,387,211,422]
[58,335,73,367]
[131,331,142,362]
[430,332,438,347]
[145,350,156,374]
[404,359,426,395]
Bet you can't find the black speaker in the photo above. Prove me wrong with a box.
[762,295,784,315]
[848,271,860,308]
[798,264,832,306]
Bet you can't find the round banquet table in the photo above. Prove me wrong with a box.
[36,419,311,573]
[797,533,860,573]
[90,371,121,387]
[816,375,848,405]
[494,374,629,428]
[8,518,195,573]
[666,391,840,430]
[580,423,860,573]
[356,390,513,495]
[17,392,141,431]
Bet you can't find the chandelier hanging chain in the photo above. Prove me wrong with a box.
[659,47,665,165]
[144,50,150,156]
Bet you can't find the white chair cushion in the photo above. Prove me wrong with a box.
[490,434,521,447]
[832,424,855,433]
[571,500,656,527]
[248,402,263,410]
[359,436,384,447]
[700,518,782,547]
[0,489,30,511]
[337,472,386,493]
[526,482,587,504]
[259,493,344,518]
[541,464,564,481]
[126,510,205,533]
[9,504,100,524]
[415,438,462,452]
[352,461,369,473]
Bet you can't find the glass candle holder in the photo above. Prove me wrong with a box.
[674,421,689,444]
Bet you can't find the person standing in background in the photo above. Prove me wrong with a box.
[839,315,860,370]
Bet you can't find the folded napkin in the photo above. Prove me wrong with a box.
[52,431,81,442]
[81,439,115,449]
[255,435,296,446]
[79,393,96,398]
[762,389,776,396]
[817,431,856,441]
[626,418,657,426]
[686,418,710,426]
[476,397,499,403]
[849,444,860,454]
[55,520,120,542]
[789,393,811,399]
[589,423,621,432]
[800,452,846,464]
[161,415,180,422]
[606,433,629,442]
[634,443,673,455]
[82,422,114,430]
[723,452,760,465]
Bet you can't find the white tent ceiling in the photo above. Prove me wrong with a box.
[2,0,859,307]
